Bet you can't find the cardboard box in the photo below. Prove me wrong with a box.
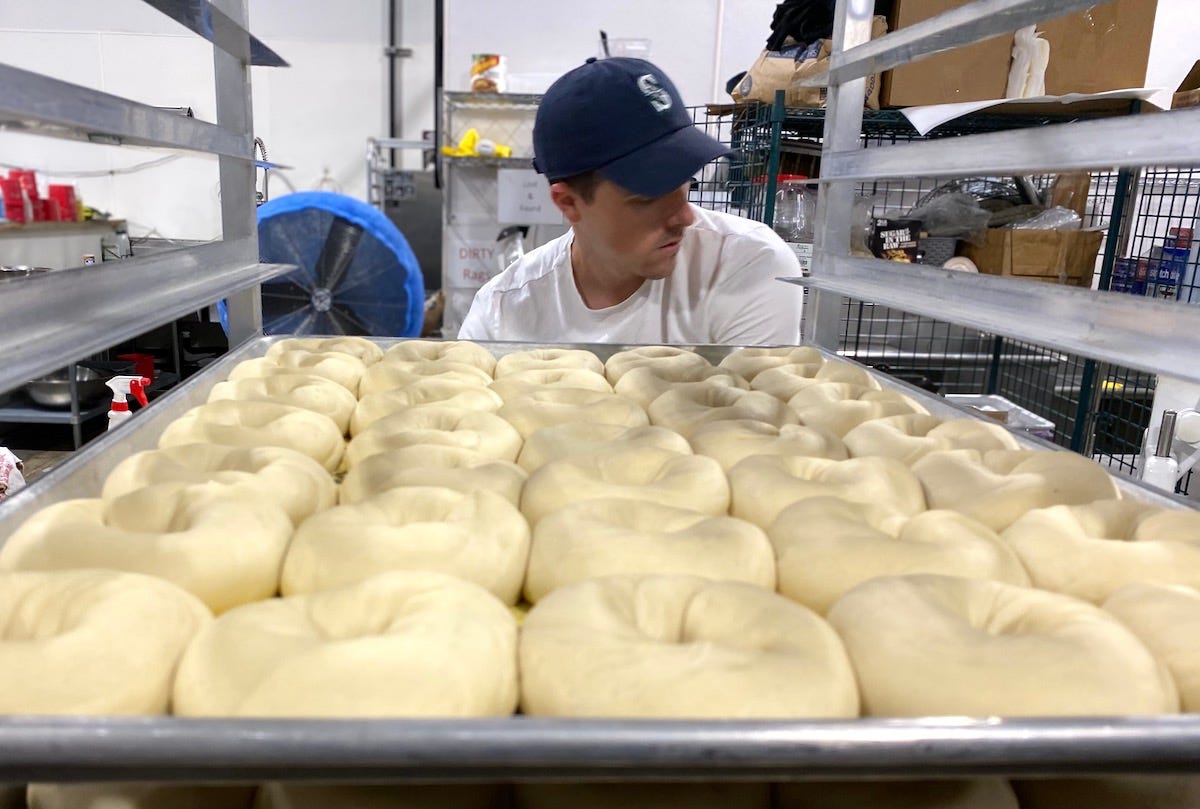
[881,0,1157,108]
[960,228,1104,287]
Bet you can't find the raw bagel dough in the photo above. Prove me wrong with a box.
[339,445,527,506]
[1012,775,1200,809]
[613,364,749,409]
[604,345,712,385]
[0,569,209,715]
[514,783,771,809]
[0,482,293,613]
[769,497,1029,614]
[159,400,345,472]
[228,353,365,395]
[102,443,336,525]
[173,570,518,717]
[647,383,798,439]
[826,573,1179,717]
[843,414,1019,465]
[912,449,1122,531]
[358,361,493,397]
[382,339,496,374]
[497,388,649,439]
[789,385,928,438]
[521,446,729,525]
[776,779,1018,809]
[1105,583,1200,712]
[27,784,255,809]
[516,423,692,473]
[728,455,926,529]
[255,782,504,809]
[717,346,825,382]
[282,486,529,603]
[524,498,776,602]
[519,574,859,718]
[266,336,383,366]
[1001,500,1200,603]
[352,382,503,436]
[689,418,848,471]
[494,348,604,377]
[208,373,357,435]
[345,405,522,467]
[489,368,613,400]
[751,359,882,401]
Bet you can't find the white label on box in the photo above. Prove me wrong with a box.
[497,169,563,225]
[791,241,814,274]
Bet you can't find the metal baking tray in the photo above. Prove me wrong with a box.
[0,336,1196,782]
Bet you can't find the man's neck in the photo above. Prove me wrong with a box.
[570,238,644,310]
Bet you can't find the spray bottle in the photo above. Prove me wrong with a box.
[105,375,150,430]
[1141,410,1180,493]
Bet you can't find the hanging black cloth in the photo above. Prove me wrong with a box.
[765,0,892,51]
[765,0,837,51]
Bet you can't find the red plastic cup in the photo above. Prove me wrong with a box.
[8,169,38,199]
[47,185,78,222]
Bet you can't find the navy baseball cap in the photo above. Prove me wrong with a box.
[532,57,736,197]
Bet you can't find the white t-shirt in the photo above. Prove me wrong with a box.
[458,206,803,345]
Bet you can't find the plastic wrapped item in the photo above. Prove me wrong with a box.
[850,195,877,256]
[916,178,1033,209]
[1009,206,1083,231]
[906,193,991,245]
[0,448,25,503]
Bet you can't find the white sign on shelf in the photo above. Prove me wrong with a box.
[442,223,500,290]
[497,169,563,225]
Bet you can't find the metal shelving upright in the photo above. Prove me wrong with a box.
[0,0,292,400]
[792,0,1200,419]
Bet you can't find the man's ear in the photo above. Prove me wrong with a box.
[549,182,585,224]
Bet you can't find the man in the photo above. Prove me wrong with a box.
[458,57,803,345]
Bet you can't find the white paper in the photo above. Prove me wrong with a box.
[900,87,1165,136]
[497,169,563,225]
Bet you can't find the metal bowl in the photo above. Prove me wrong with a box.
[0,265,52,281]
[24,366,110,408]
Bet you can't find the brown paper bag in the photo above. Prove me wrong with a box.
[732,16,887,109]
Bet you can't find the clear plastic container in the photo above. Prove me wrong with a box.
[773,175,813,243]
[774,175,816,273]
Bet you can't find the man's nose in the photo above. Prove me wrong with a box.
[665,185,695,229]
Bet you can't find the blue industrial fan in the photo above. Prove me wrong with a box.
[255,191,424,336]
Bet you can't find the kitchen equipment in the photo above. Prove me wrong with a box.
[24,365,110,408]
[254,192,424,337]
[0,266,51,281]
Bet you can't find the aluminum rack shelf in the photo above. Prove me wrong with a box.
[0,716,1199,782]
[820,107,1200,180]
[0,239,292,395]
[0,64,251,158]
[138,0,288,67]
[799,0,1113,87]
[784,257,1200,387]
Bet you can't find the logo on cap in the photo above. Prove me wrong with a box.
[637,74,672,113]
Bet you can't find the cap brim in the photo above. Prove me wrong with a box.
[600,125,736,197]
